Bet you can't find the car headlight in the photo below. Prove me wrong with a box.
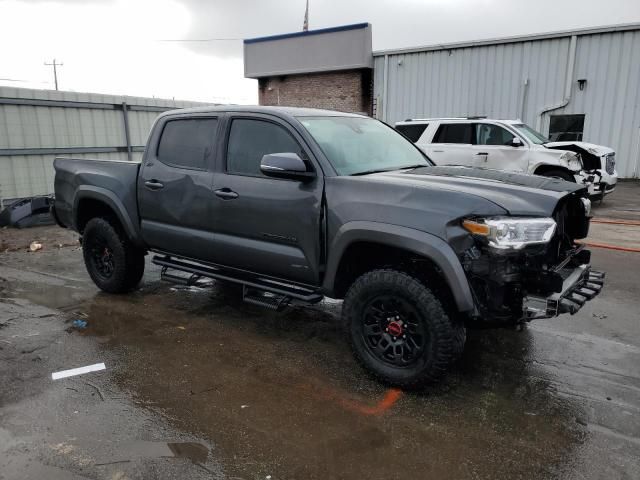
[462,217,557,249]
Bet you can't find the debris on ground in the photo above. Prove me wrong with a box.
[86,381,106,401]
[52,362,106,380]
[72,319,88,329]
[29,241,42,252]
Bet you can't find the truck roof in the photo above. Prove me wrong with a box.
[158,105,367,121]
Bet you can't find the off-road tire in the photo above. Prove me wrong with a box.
[82,217,145,293]
[343,269,459,388]
[539,169,575,182]
[451,319,467,361]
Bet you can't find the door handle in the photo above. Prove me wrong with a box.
[144,180,164,190]
[214,188,239,200]
[475,152,489,155]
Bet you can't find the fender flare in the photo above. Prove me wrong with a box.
[73,186,143,247]
[322,221,475,312]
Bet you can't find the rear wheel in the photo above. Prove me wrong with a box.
[343,269,460,388]
[82,217,145,293]
[538,169,575,182]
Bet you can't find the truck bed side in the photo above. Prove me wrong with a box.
[53,157,143,246]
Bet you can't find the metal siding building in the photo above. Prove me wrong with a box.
[0,87,211,204]
[373,24,640,178]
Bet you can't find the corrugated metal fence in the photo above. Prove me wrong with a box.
[0,87,212,205]
[373,26,640,178]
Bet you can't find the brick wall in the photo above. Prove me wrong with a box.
[258,69,372,114]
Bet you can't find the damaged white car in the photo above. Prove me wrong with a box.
[395,117,617,197]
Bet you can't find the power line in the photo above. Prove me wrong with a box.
[156,38,242,42]
[44,59,63,90]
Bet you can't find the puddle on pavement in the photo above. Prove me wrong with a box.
[67,285,587,479]
[95,441,209,465]
[1,254,592,479]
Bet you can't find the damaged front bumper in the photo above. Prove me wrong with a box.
[575,167,618,197]
[523,265,605,320]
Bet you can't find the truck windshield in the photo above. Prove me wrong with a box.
[512,123,549,145]
[299,116,431,175]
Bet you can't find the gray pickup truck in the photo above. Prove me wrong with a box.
[53,106,604,387]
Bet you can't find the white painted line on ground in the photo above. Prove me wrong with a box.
[52,362,106,380]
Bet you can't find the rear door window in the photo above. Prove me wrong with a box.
[395,124,428,143]
[157,118,218,170]
[226,118,303,177]
[433,123,473,144]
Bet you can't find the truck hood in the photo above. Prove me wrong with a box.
[375,165,587,216]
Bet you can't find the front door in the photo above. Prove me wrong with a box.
[209,114,323,285]
[138,115,220,261]
[471,123,529,172]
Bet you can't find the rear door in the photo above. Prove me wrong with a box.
[471,123,528,172]
[426,122,475,166]
[209,114,323,285]
[138,114,220,261]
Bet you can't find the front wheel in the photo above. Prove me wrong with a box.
[82,217,145,293]
[342,269,461,388]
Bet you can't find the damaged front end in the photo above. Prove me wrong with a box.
[546,142,618,197]
[459,193,604,325]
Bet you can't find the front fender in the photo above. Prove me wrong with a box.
[322,221,475,312]
[530,150,582,174]
[73,186,143,247]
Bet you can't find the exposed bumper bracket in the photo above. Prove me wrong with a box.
[523,266,605,320]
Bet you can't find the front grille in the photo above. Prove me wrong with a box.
[605,153,615,174]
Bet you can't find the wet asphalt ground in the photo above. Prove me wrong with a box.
[1,183,639,479]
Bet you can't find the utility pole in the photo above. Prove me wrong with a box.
[303,0,309,31]
[44,59,63,90]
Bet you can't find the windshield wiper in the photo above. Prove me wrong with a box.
[350,164,427,176]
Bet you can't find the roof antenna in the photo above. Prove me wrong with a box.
[302,0,309,31]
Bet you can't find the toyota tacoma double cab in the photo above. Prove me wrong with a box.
[395,117,618,198]
[53,106,604,387]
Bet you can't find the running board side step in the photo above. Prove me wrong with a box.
[152,255,324,304]
[242,286,289,311]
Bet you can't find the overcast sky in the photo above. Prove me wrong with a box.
[1,0,639,104]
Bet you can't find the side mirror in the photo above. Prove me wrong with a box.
[260,153,315,181]
[509,137,523,147]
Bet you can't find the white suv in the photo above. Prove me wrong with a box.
[395,117,617,197]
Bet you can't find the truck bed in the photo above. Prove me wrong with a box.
[53,157,141,232]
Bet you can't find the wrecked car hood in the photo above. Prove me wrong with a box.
[544,141,614,156]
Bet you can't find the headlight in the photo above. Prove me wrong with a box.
[462,217,557,249]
